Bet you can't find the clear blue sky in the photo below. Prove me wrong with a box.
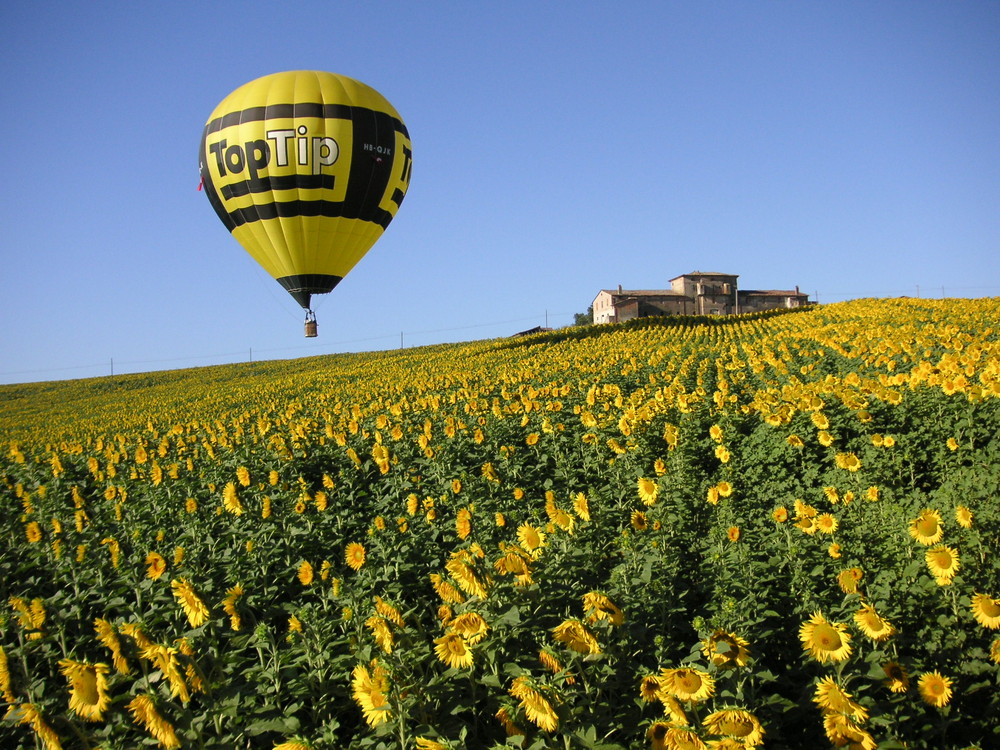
[1,1,997,384]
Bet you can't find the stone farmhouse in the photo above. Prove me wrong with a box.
[592,271,810,325]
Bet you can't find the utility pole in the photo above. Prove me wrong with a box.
[110,358,114,377]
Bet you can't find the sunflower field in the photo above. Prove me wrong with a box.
[2,297,999,750]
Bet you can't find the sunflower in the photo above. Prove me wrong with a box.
[573,492,591,521]
[662,727,707,749]
[727,526,740,542]
[706,740,745,750]
[799,611,852,664]
[297,560,314,586]
[812,677,868,721]
[837,567,863,595]
[373,597,404,629]
[552,509,575,534]
[660,667,715,703]
[345,542,366,571]
[772,506,788,523]
[414,739,447,750]
[445,555,488,598]
[955,505,973,529]
[701,629,750,669]
[822,714,876,750]
[582,592,624,626]
[0,646,14,704]
[430,573,466,604]
[495,706,524,737]
[4,703,62,750]
[128,694,181,749]
[971,592,1000,629]
[702,708,765,747]
[881,661,909,693]
[909,509,943,545]
[552,619,600,654]
[145,552,167,580]
[717,481,733,497]
[351,662,392,727]
[991,638,1000,665]
[58,659,111,721]
[795,516,817,535]
[235,466,250,487]
[434,632,473,669]
[854,604,896,642]
[538,648,573,683]
[646,721,670,750]
[814,514,839,534]
[793,498,817,517]
[94,618,130,674]
[171,578,209,628]
[639,674,662,702]
[455,508,472,540]
[917,671,952,707]
[638,477,659,506]
[787,434,804,449]
[517,523,546,555]
[509,677,558,732]
[925,544,960,581]
[817,430,834,446]
[449,612,489,644]
[222,482,244,515]
[140,643,190,703]
[222,584,244,631]
[366,616,393,654]
[827,543,842,559]
[25,521,42,543]
[834,452,861,472]
[631,510,649,531]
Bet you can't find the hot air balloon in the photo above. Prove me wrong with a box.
[199,71,412,336]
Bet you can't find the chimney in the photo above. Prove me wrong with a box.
[795,285,800,294]
[618,284,622,294]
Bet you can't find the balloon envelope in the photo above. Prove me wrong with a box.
[199,71,412,309]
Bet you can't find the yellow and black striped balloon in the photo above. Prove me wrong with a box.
[199,71,412,309]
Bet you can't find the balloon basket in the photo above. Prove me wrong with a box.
[304,311,318,338]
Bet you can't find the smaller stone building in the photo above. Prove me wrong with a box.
[592,272,809,324]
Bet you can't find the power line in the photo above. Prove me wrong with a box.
[3,286,996,385]
[0,311,577,384]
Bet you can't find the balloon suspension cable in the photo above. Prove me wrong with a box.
[304,309,318,338]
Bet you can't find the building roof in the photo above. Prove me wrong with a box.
[741,289,808,297]
[668,271,739,282]
[597,289,686,297]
